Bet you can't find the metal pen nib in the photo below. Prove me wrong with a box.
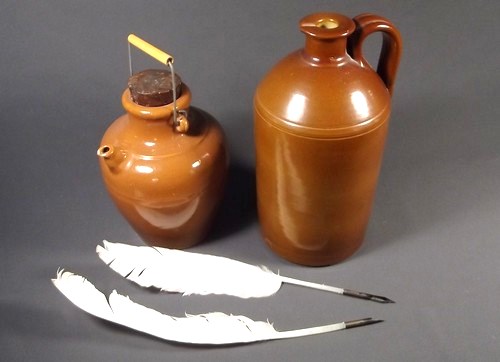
[344,318,384,329]
[342,289,395,304]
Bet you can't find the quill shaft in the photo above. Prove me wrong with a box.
[279,276,344,294]
[275,321,346,339]
[280,276,394,303]
[276,318,383,340]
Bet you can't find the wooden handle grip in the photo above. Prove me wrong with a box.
[128,34,174,64]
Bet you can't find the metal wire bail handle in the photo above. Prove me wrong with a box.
[127,34,188,133]
[167,60,189,133]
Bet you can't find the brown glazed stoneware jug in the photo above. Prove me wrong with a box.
[254,13,402,266]
[97,69,228,249]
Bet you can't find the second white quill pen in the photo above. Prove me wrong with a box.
[97,241,393,303]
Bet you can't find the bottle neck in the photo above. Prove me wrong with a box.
[299,13,355,63]
[303,37,349,62]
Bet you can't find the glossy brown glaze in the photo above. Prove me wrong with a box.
[97,83,228,249]
[254,12,402,266]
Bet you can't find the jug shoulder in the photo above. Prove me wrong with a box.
[254,50,391,138]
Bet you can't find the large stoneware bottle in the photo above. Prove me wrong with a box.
[254,13,402,266]
[97,69,228,249]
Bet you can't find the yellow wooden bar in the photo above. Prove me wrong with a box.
[127,34,174,64]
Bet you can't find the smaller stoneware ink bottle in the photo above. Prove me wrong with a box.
[97,69,228,249]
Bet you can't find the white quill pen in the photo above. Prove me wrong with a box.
[52,270,381,345]
[97,240,394,303]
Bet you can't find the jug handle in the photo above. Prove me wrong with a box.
[347,14,402,95]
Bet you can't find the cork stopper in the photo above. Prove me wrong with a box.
[128,69,182,107]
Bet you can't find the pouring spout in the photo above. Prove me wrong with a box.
[97,145,126,170]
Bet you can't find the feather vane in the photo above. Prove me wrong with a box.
[97,240,282,298]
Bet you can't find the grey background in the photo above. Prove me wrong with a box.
[1,1,499,361]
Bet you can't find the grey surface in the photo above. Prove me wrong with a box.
[1,1,499,361]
